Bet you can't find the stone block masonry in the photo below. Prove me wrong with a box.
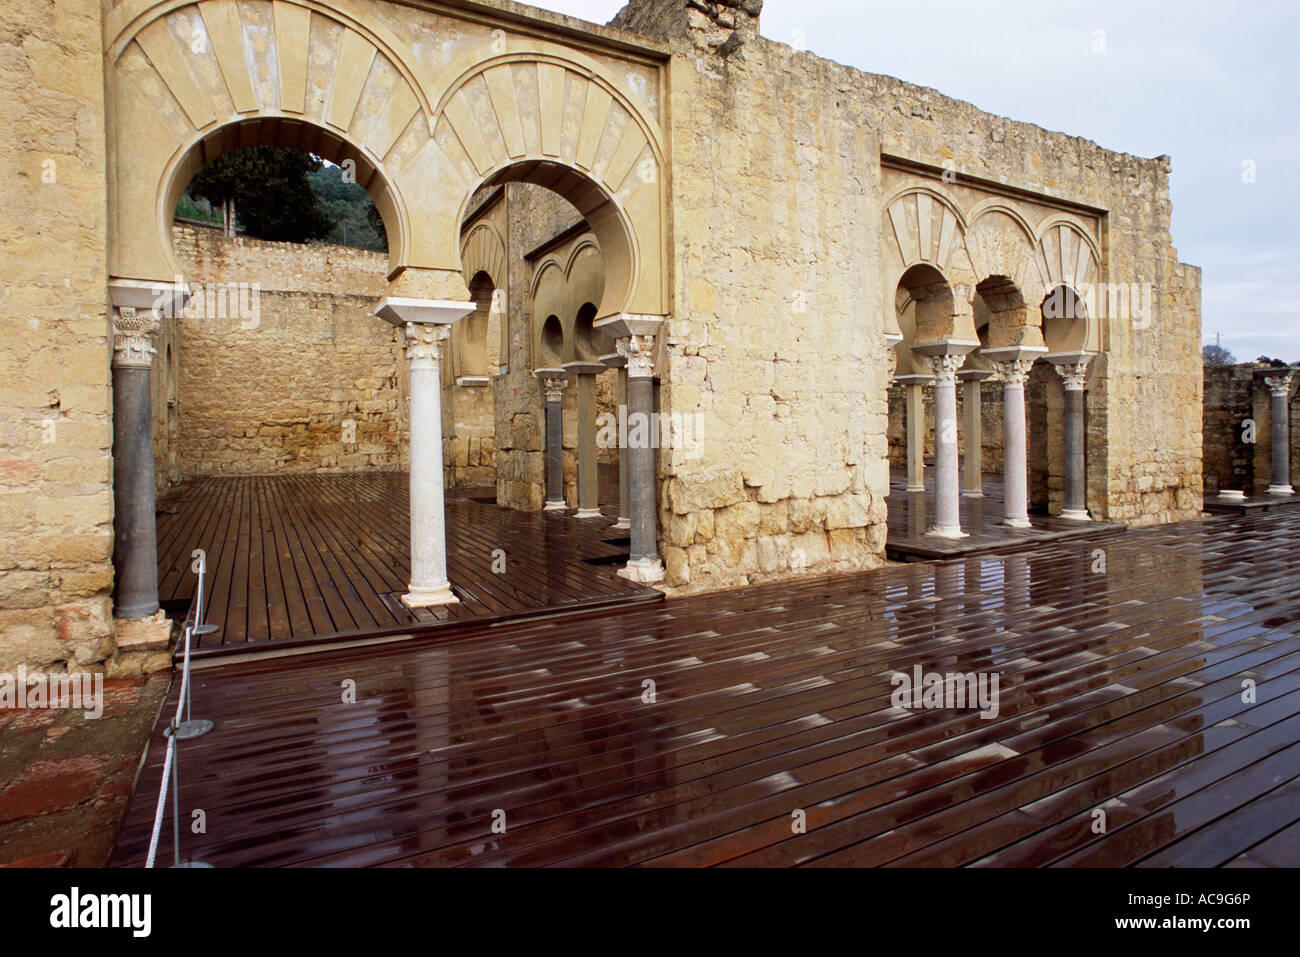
[0,0,115,673]
[169,224,405,479]
[1203,364,1300,494]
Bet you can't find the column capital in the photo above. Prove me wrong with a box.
[535,368,570,402]
[598,351,627,370]
[616,333,658,378]
[985,345,1045,387]
[922,353,967,383]
[403,322,450,367]
[108,278,186,369]
[989,358,1036,387]
[1263,369,1296,396]
[111,307,161,369]
[595,314,664,378]
[1044,350,1095,391]
[562,360,606,377]
[957,368,994,382]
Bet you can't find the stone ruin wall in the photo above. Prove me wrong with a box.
[167,223,405,482]
[1202,364,1300,494]
[635,0,1201,594]
[0,0,116,672]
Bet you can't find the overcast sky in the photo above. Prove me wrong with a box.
[534,0,1299,362]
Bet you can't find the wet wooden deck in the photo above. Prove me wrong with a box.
[886,469,1123,561]
[111,507,1300,867]
[155,474,658,656]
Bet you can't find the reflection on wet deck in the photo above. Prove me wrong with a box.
[111,509,1300,867]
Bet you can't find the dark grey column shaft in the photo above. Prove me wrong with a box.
[618,368,630,526]
[545,394,564,507]
[112,363,159,619]
[1064,387,1086,514]
[628,375,656,563]
[1268,375,1294,492]
[1052,357,1091,520]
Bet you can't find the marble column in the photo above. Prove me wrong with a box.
[895,374,931,492]
[1265,370,1295,494]
[958,369,992,497]
[564,361,605,517]
[107,280,184,620]
[1049,354,1093,519]
[377,298,474,607]
[913,344,976,538]
[535,369,569,511]
[595,314,665,583]
[601,351,631,529]
[986,346,1046,528]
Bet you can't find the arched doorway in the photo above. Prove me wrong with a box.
[104,0,673,622]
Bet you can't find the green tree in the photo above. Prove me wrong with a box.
[307,163,387,252]
[188,146,332,243]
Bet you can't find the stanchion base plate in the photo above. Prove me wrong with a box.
[172,861,215,868]
[174,719,214,740]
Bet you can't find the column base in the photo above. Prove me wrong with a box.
[114,609,173,653]
[575,507,602,519]
[925,525,968,539]
[1267,485,1295,496]
[612,517,631,530]
[618,558,665,583]
[543,500,567,512]
[906,485,925,493]
[1218,490,1246,501]
[401,584,459,608]
[961,490,983,498]
[1059,508,1091,521]
[1001,517,1033,529]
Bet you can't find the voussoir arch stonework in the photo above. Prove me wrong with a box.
[105,0,670,320]
[965,202,1043,306]
[461,221,508,290]
[436,52,665,318]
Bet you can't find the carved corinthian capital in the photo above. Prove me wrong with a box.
[991,358,1036,388]
[617,333,658,378]
[112,307,160,369]
[1052,356,1092,391]
[1264,371,1295,397]
[925,352,966,384]
[540,376,569,403]
[404,322,449,368]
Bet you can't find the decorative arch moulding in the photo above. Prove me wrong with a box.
[104,0,672,321]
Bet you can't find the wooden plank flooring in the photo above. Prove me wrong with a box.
[110,507,1300,867]
[155,474,657,654]
[886,468,1124,560]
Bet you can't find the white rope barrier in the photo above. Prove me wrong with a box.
[144,733,176,869]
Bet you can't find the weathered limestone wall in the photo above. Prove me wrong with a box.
[0,0,116,671]
[170,224,405,478]
[658,25,889,593]
[1202,364,1300,493]
[640,0,1199,583]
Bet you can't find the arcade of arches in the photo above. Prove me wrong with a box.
[1,0,1206,672]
